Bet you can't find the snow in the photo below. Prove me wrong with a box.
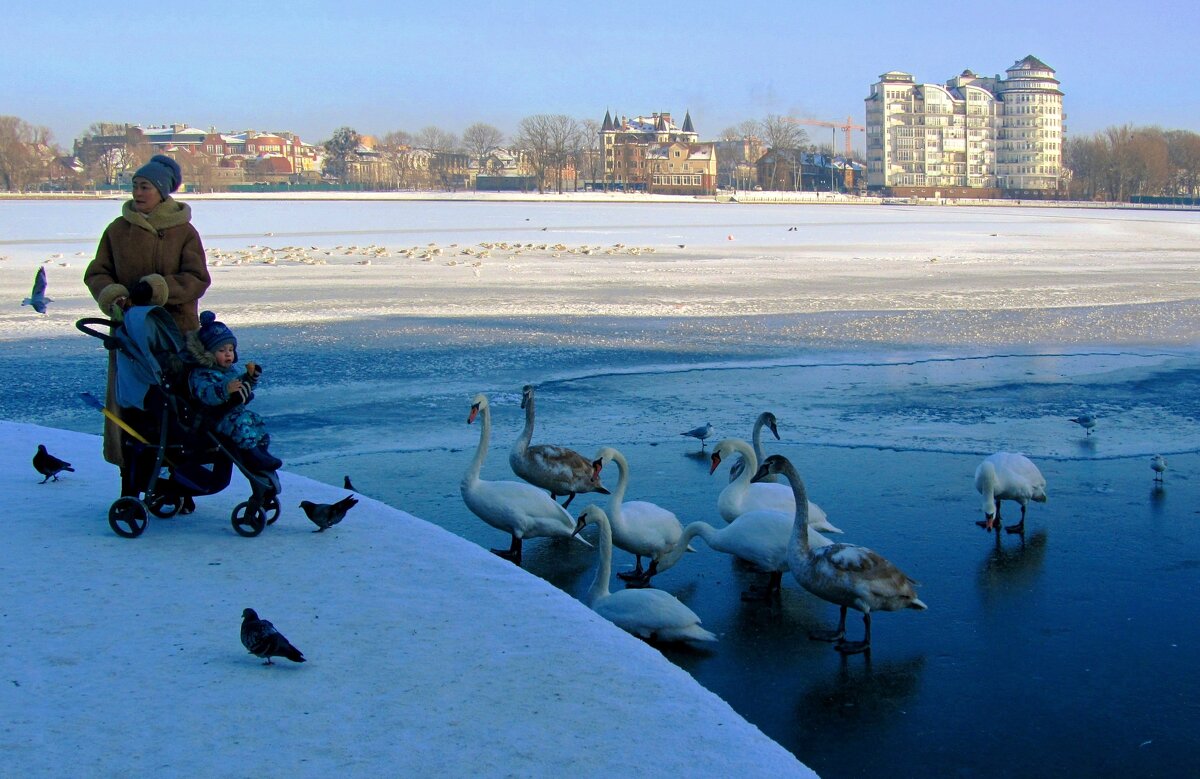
[2,419,810,777]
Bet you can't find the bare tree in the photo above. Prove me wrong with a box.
[577,118,601,190]
[758,115,808,190]
[513,114,583,193]
[461,122,505,171]
[0,116,55,191]
[414,126,459,153]
[1166,129,1200,196]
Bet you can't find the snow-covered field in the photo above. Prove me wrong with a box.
[2,198,1199,776]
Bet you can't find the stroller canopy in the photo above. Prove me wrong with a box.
[114,306,186,410]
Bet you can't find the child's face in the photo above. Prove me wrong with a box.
[213,342,236,369]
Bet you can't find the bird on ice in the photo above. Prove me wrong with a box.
[680,422,715,449]
[300,495,359,533]
[33,444,74,483]
[240,608,306,665]
[1069,414,1097,436]
[343,474,357,491]
[22,267,52,314]
[1151,454,1167,483]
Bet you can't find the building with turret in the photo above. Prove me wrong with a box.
[599,111,716,195]
[864,55,1064,197]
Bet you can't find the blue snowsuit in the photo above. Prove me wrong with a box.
[188,362,267,449]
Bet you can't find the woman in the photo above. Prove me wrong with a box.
[84,154,211,478]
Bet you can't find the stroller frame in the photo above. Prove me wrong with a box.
[77,310,281,538]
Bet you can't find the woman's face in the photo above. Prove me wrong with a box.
[131,177,163,213]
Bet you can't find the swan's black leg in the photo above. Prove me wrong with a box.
[742,571,783,602]
[810,605,848,642]
[617,555,646,582]
[836,612,871,655]
[1005,504,1027,535]
[561,492,577,508]
[491,535,523,566]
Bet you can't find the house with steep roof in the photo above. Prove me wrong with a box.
[599,110,716,194]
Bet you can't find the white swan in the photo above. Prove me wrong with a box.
[462,394,587,566]
[711,438,842,535]
[594,447,689,587]
[728,411,780,483]
[754,454,926,655]
[573,505,717,644]
[658,508,833,601]
[974,452,1048,534]
[509,384,609,507]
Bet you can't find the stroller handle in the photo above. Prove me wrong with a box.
[76,317,120,348]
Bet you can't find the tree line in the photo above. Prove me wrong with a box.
[1064,125,1200,201]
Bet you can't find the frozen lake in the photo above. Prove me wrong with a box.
[3,199,1200,776]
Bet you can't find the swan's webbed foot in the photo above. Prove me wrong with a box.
[622,576,652,589]
[742,572,783,602]
[835,639,870,655]
[560,492,577,508]
[808,628,845,643]
[1004,519,1025,535]
[491,536,523,566]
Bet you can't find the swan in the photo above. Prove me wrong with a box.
[753,454,926,655]
[974,452,1048,534]
[509,384,609,507]
[462,394,588,566]
[710,438,842,535]
[573,505,717,644]
[658,508,833,601]
[728,411,780,483]
[595,446,688,587]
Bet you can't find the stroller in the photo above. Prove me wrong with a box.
[77,306,281,538]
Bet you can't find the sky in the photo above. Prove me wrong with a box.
[3,419,811,776]
[7,0,1200,152]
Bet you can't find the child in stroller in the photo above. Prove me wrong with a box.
[187,311,282,473]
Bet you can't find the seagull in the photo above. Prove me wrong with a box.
[33,444,74,483]
[22,267,52,314]
[343,475,357,491]
[1151,454,1167,483]
[1069,414,1097,436]
[300,495,359,533]
[680,422,715,450]
[240,608,306,665]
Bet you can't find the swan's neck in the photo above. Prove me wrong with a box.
[778,462,811,556]
[587,511,613,605]
[978,463,997,513]
[465,404,490,485]
[730,439,757,488]
[660,521,710,569]
[608,451,630,519]
[751,417,765,460]
[514,395,534,452]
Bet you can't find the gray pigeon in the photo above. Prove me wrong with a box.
[33,444,74,483]
[240,608,305,665]
[343,475,357,491]
[22,267,52,314]
[680,422,715,449]
[300,494,358,532]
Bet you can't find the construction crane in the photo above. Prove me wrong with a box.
[785,115,865,157]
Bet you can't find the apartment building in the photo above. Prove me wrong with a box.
[600,111,717,195]
[864,55,1063,197]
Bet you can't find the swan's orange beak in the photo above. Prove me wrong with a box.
[709,451,722,475]
[468,404,479,424]
[591,458,603,479]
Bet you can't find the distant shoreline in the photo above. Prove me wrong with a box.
[1,190,1194,211]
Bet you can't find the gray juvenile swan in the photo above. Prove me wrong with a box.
[509,384,609,507]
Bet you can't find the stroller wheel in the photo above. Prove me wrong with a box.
[109,497,149,538]
[231,501,266,537]
[263,496,281,525]
[147,493,182,519]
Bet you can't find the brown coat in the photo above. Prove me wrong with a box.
[84,199,211,334]
[84,198,211,466]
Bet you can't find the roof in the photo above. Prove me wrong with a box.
[1010,54,1054,72]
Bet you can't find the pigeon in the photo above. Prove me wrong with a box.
[1069,414,1097,436]
[680,422,715,449]
[22,267,52,314]
[240,608,306,665]
[1151,454,1167,483]
[300,494,359,533]
[343,474,357,491]
[33,444,74,483]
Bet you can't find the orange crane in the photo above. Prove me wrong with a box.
[786,115,865,157]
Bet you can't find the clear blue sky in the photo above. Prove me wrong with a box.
[8,0,1199,151]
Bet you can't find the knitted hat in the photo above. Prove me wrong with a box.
[197,310,237,355]
[133,154,183,199]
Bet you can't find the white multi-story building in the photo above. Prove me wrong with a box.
[865,55,1063,197]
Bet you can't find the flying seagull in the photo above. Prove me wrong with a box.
[33,444,74,483]
[240,608,306,665]
[22,267,52,314]
[300,495,359,533]
[680,422,715,450]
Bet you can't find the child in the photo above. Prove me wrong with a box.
[187,311,282,472]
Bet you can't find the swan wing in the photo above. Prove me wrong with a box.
[516,444,605,493]
[596,589,715,642]
[705,510,792,571]
[461,478,575,538]
[616,501,684,553]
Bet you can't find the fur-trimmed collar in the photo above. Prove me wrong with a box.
[121,197,192,234]
[186,330,236,369]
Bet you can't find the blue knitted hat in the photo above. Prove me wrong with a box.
[133,154,182,199]
[197,311,237,355]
